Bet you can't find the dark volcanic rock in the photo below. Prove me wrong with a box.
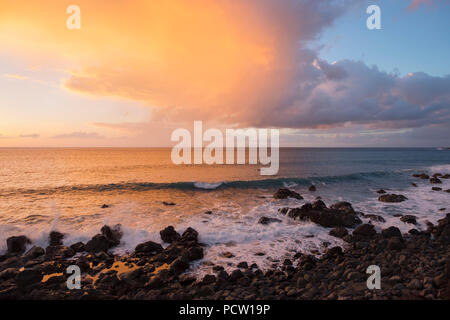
[49,231,64,246]
[101,224,122,247]
[279,201,361,228]
[376,189,387,194]
[412,173,429,179]
[70,242,85,252]
[23,246,45,260]
[273,188,303,200]
[170,257,190,275]
[258,217,282,225]
[6,235,31,254]
[311,200,327,210]
[85,235,112,253]
[45,245,75,259]
[387,237,405,250]
[163,201,176,206]
[365,214,386,223]
[382,226,402,238]
[101,204,110,208]
[329,226,348,238]
[181,227,199,243]
[352,224,377,239]
[160,226,181,243]
[430,177,442,184]
[16,269,42,287]
[378,194,408,203]
[135,241,163,255]
[400,215,417,225]
[432,187,442,191]
[308,185,316,192]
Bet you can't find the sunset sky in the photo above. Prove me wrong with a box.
[0,0,449,147]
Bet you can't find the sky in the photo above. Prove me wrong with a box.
[0,0,449,147]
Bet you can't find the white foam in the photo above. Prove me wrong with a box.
[194,182,223,190]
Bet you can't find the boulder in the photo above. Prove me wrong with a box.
[432,187,442,191]
[6,236,31,254]
[378,194,408,203]
[85,235,112,253]
[311,199,327,210]
[381,226,402,238]
[308,185,316,192]
[365,214,386,223]
[430,177,442,184]
[280,201,361,228]
[352,224,377,239]
[170,257,190,275]
[258,217,282,225]
[400,215,417,225]
[135,241,163,255]
[23,246,45,260]
[273,188,303,200]
[70,242,85,252]
[45,245,75,259]
[49,231,64,246]
[16,269,42,287]
[387,237,405,250]
[181,227,199,243]
[376,189,387,194]
[329,226,348,238]
[160,226,181,243]
[412,173,429,179]
[101,224,122,247]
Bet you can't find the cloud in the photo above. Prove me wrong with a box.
[1,0,449,145]
[408,0,433,11]
[19,134,40,138]
[52,132,103,139]
[3,73,28,80]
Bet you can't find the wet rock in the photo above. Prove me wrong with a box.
[432,187,442,191]
[45,245,75,259]
[280,201,361,228]
[430,177,442,184]
[273,188,303,200]
[201,274,216,285]
[204,211,213,215]
[85,235,112,253]
[101,204,110,208]
[411,183,418,187]
[378,194,408,203]
[6,236,31,254]
[325,246,343,257]
[329,226,348,238]
[330,201,355,214]
[160,226,181,243]
[400,215,417,225]
[70,242,85,253]
[445,189,450,193]
[49,231,64,246]
[412,173,429,179]
[382,226,402,238]
[187,246,204,261]
[352,224,377,239]
[101,224,122,247]
[220,252,234,259]
[170,257,189,275]
[163,201,176,206]
[181,227,199,243]
[365,214,386,223]
[308,185,316,192]
[376,189,387,194]
[237,262,248,269]
[0,268,19,280]
[135,241,163,255]
[16,269,42,287]
[23,246,45,260]
[258,217,282,225]
[387,237,405,250]
[311,200,327,210]
[230,269,244,282]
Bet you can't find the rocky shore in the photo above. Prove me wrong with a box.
[0,174,449,300]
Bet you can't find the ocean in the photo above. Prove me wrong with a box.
[0,148,449,276]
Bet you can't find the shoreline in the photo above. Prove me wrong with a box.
[1,195,449,300]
